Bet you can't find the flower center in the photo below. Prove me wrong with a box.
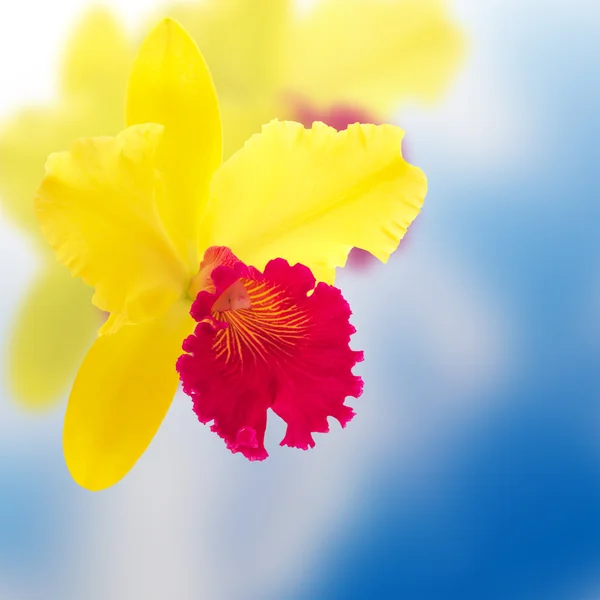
[188,247,252,311]
[212,280,252,312]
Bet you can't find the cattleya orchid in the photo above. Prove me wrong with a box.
[1,0,459,409]
[35,19,426,491]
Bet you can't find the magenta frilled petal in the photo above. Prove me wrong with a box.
[177,247,363,460]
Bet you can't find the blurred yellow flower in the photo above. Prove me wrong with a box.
[36,19,426,490]
[168,0,466,157]
[0,10,133,406]
[0,0,463,409]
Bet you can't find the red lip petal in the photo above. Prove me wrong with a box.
[177,247,363,460]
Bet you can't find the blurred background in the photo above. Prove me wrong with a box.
[0,0,598,599]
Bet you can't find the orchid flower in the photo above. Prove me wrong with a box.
[35,19,426,490]
[1,0,457,408]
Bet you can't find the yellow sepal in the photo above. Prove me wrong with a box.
[126,18,222,268]
[63,300,194,491]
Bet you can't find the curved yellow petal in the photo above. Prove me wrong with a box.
[203,121,427,284]
[7,259,99,408]
[60,7,132,102]
[284,0,466,115]
[126,18,222,268]
[64,300,194,491]
[35,123,189,332]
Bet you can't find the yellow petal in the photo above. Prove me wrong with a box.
[60,7,132,103]
[7,260,99,408]
[126,18,222,268]
[35,123,189,331]
[284,0,466,115]
[64,300,194,491]
[203,121,427,284]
